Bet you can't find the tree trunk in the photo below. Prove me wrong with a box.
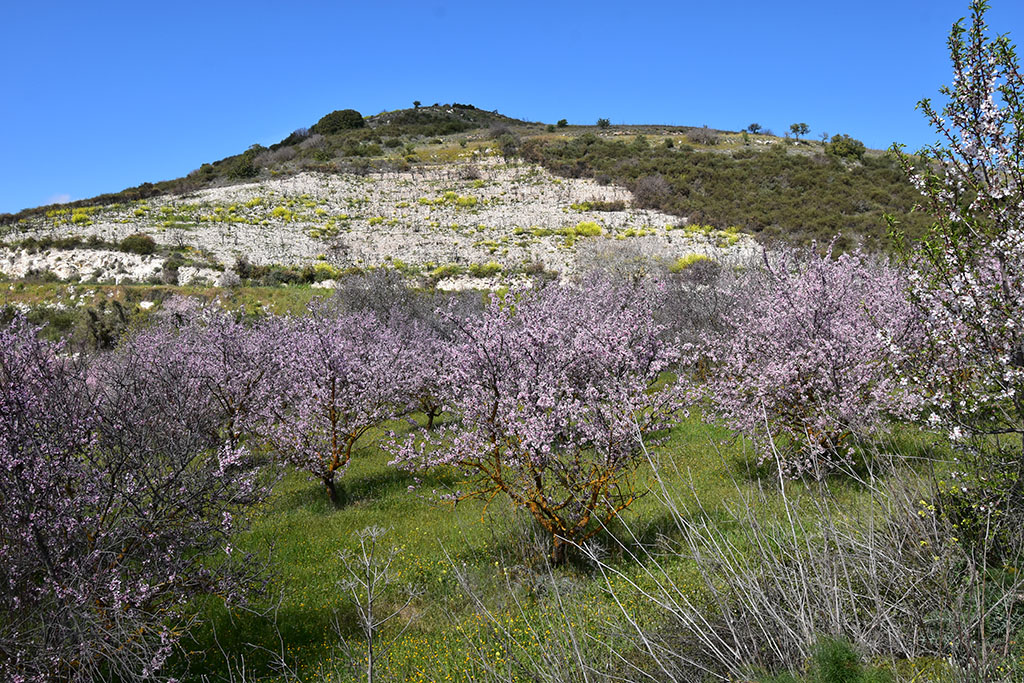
[324,473,340,506]
[551,535,567,565]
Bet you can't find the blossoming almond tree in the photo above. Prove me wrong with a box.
[269,308,419,504]
[701,246,920,478]
[390,279,682,564]
[0,315,272,681]
[130,302,287,451]
[891,0,1024,558]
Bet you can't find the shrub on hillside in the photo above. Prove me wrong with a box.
[515,130,932,249]
[225,148,260,178]
[826,134,867,161]
[277,127,310,146]
[119,232,157,255]
[668,253,715,274]
[467,261,502,277]
[687,126,720,145]
[632,174,673,208]
[312,108,366,134]
[254,146,297,167]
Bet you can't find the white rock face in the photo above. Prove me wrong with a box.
[0,248,163,283]
[178,266,221,285]
[4,159,759,287]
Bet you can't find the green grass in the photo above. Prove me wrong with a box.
[170,412,896,682]
[1,283,330,349]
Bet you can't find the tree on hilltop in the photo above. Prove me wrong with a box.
[313,108,366,134]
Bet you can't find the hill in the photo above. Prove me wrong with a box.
[0,104,930,290]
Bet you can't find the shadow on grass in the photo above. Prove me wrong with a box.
[341,467,416,504]
[270,467,419,512]
[172,598,343,680]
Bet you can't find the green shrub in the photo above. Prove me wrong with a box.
[24,268,62,283]
[312,109,365,134]
[341,142,382,157]
[234,256,266,281]
[270,206,295,222]
[825,134,867,161]
[261,265,303,286]
[762,638,892,683]
[161,253,183,284]
[596,118,611,129]
[523,260,547,275]
[119,233,157,255]
[515,132,931,250]
[570,200,625,212]
[429,263,464,280]
[225,153,259,179]
[668,253,714,273]
[468,261,501,277]
[312,262,342,282]
[557,119,568,128]
[570,221,602,237]
[70,209,94,226]
[420,192,478,208]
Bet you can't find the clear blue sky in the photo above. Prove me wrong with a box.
[3,0,1023,214]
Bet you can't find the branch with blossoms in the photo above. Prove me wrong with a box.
[890,0,1024,561]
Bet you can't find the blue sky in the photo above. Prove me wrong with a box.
[2,0,1023,214]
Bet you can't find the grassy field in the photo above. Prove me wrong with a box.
[0,282,331,346]
[169,410,895,683]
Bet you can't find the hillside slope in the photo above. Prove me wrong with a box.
[1,156,754,288]
[0,105,929,289]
